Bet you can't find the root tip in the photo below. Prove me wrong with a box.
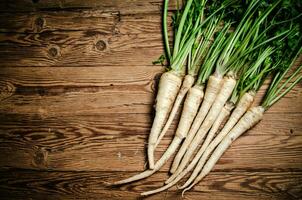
[104,182,114,187]
[141,192,148,196]
[141,190,157,196]
[111,181,122,186]
[181,188,190,197]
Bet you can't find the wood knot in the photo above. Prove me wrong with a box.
[33,147,48,168]
[95,40,106,51]
[0,81,15,101]
[48,45,60,58]
[35,17,45,32]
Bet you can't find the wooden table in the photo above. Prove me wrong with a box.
[0,1,301,199]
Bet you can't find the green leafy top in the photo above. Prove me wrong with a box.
[231,0,301,106]
[196,22,231,85]
[261,40,302,109]
[215,0,283,77]
[230,47,274,103]
[187,14,222,76]
[162,0,203,73]
[162,0,235,73]
[260,0,302,108]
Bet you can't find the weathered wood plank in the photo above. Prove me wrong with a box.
[0,11,162,34]
[0,0,300,199]
[0,66,301,172]
[0,67,301,115]
[0,32,162,67]
[0,66,159,114]
[0,81,300,115]
[0,11,170,67]
[0,111,300,138]
[0,11,118,34]
[0,88,300,115]
[0,170,301,200]
[0,0,179,14]
[0,66,162,87]
[0,127,301,171]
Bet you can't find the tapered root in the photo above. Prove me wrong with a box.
[174,75,236,175]
[179,90,256,187]
[170,75,223,173]
[154,74,195,149]
[115,137,182,185]
[214,91,256,141]
[181,106,264,191]
[113,170,155,185]
[181,186,192,197]
[143,103,233,195]
[148,71,182,169]
[175,92,254,182]
[141,182,172,196]
[141,159,190,196]
[166,102,233,184]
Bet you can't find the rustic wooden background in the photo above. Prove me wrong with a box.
[0,0,301,199]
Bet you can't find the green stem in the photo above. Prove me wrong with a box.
[172,0,194,58]
[191,17,219,72]
[197,22,231,84]
[171,35,195,71]
[262,45,302,108]
[241,48,274,94]
[268,72,302,108]
[163,0,171,61]
[274,64,302,100]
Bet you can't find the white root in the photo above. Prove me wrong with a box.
[173,75,236,175]
[154,74,195,149]
[148,71,182,169]
[180,91,255,188]
[142,76,236,195]
[174,85,204,140]
[182,106,264,193]
[114,85,204,185]
[141,103,233,196]
[170,75,223,173]
[166,102,233,184]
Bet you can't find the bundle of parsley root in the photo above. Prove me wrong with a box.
[113,0,302,196]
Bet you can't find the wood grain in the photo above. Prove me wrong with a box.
[1,126,302,171]
[0,32,162,67]
[0,11,163,34]
[0,10,166,67]
[0,0,301,199]
[0,11,118,34]
[0,67,301,115]
[0,170,301,200]
[0,0,179,14]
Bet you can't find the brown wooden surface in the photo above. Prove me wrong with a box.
[0,1,301,199]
